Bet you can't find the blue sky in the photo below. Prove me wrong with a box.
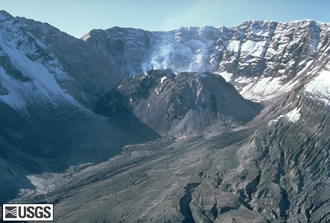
[1,0,329,38]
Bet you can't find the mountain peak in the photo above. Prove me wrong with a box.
[0,10,13,21]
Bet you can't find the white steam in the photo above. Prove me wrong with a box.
[141,29,213,74]
[142,42,173,74]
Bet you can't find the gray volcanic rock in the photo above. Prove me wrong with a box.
[0,10,329,223]
[83,20,330,101]
[19,74,329,223]
[96,69,261,135]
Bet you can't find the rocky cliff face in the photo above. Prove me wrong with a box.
[0,10,329,223]
[83,20,330,102]
[1,10,329,111]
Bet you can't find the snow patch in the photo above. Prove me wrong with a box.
[238,74,302,101]
[241,40,266,57]
[26,175,54,194]
[81,33,91,41]
[285,108,301,122]
[297,60,313,76]
[235,76,254,84]
[0,31,84,111]
[269,107,301,125]
[227,40,240,52]
[253,28,269,37]
[268,115,285,126]
[217,71,233,82]
[305,70,330,105]
[160,76,167,84]
[240,76,284,101]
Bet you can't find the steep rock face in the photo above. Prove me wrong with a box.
[0,11,161,202]
[96,70,261,135]
[84,20,330,101]
[0,10,128,109]
[1,10,329,112]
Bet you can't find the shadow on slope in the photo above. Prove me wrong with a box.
[0,100,159,204]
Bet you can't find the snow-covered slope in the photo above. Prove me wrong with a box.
[83,20,330,102]
[305,69,330,106]
[0,10,329,111]
[0,39,81,112]
[0,10,132,111]
[0,11,83,112]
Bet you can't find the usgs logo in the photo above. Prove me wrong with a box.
[2,204,53,221]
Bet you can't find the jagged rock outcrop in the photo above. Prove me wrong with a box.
[96,69,261,135]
